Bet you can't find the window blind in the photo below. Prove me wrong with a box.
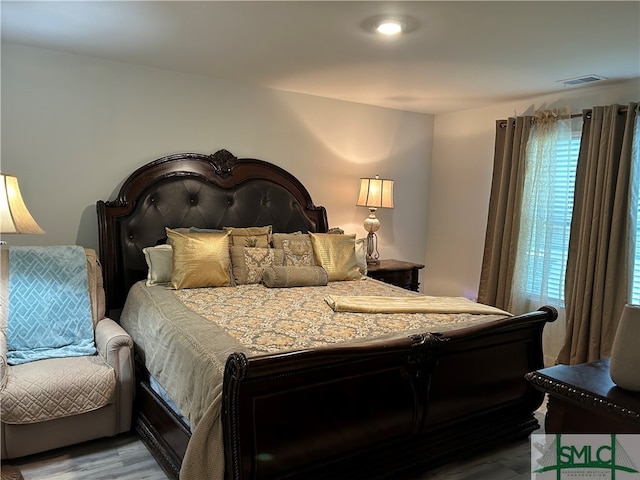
[524,123,581,305]
[632,116,640,304]
[522,114,640,306]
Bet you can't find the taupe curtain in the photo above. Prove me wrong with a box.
[477,116,532,310]
[558,103,639,365]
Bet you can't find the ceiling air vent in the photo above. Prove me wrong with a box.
[557,74,607,87]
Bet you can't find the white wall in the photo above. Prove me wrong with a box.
[427,78,640,364]
[1,43,432,271]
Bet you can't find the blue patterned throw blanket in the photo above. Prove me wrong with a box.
[7,245,96,365]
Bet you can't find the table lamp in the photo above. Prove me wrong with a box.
[356,175,394,264]
[0,173,45,243]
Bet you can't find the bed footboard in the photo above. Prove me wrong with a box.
[222,306,557,479]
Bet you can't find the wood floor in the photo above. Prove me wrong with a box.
[3,405,545,480]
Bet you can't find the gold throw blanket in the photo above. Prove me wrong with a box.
[324,295,511,316]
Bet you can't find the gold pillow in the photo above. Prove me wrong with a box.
[166,228,231,289]
[224,226,272,248]
[230,246,284,285]
[309,233,363,282]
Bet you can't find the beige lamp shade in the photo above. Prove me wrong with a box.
[0,173,45,235]
[356,176,394,209]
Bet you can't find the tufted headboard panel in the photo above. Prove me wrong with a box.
[97,149,328,313]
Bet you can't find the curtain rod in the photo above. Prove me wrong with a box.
[498,105,631,129]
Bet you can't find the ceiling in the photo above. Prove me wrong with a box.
[2,1,639,114]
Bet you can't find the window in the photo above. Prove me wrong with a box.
[632,115,640,304]
[632,191,640,304]
[522,119,581,306]
[518,113,640,308]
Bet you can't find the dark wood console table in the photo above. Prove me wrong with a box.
[525,358,640,433]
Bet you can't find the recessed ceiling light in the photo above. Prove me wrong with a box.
[362,14,419,36]
[376,21,404,36]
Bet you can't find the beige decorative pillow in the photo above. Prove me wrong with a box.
[166,228,231,289]
[309,233,363,282]
[355,238,368,275]
[282,238,315,266]
[263,266,328,288]
[272,233,315,267]
[142,244,173,286]
[224,226,272,248]
[272,232,303,249]
[230,246,284,285]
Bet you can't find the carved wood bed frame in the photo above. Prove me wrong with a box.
[97,149,557,479]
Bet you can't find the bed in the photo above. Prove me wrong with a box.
[96,148,557,480]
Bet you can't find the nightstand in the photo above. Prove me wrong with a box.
[366,259,425,292]
[525,358,640,433]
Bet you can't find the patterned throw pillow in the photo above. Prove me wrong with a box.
[281,237,315,266]
[230,246,284,284]
[272,233,315,266]
[224,226,272,248]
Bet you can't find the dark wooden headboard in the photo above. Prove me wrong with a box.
[97,149,329,313]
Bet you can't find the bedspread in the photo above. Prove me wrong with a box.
[173,278,506,355]
[120,278,508,480]
[120,282,244,480]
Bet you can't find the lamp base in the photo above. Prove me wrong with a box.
[365,232,380,264]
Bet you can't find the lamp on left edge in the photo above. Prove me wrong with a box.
[0,173,45,243]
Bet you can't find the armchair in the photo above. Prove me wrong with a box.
[0,246,134,459]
